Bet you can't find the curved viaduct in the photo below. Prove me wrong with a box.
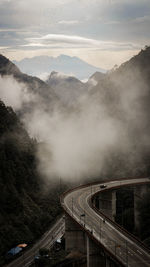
[61,177,150,267]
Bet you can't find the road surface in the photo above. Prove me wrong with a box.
[5,216,65,267]
[61,178,150,267]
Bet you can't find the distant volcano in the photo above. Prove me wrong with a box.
[13,55,106,81]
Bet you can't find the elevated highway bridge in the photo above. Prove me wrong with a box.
[61,177,150,267]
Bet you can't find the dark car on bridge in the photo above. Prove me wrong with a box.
[100,184,107,189]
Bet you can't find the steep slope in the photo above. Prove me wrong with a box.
[88,46,150,177]
[0,101,62,265]
[46,71,86,104]
[92,46,150,119]
[87,71,106,87]
[0,55,21,76]
[13,54,106,80]
[0,54,59,108]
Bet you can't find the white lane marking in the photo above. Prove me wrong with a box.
[63,178,150,265]
[137,249,143,255]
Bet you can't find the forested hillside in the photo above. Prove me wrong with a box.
[87,46,150,178]
[1,47,150,263]
[0,54,59,109]
[0,101,62,264]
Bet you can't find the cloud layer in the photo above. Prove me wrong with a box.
[0,0,150,68]
[0,51,150,182]
[24,34,140,51]
[0,75,33,110]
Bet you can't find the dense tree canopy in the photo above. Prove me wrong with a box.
[0,101,62,264]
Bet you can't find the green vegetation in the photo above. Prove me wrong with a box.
[1,46,150,264]
[0,101,62,265]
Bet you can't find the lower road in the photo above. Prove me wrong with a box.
[5,216,65,267]
[62,178,150,267]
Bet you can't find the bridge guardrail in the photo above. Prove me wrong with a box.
[90,180,150,254]
[60,177,150,266]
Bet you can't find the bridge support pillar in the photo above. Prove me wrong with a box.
[112,190,116,222]
[65,214,86,254]
[98,190,116,221]
[86,235,105,267]
[65,215,113,267]
[134,184,149,233]
[105,257,118,267]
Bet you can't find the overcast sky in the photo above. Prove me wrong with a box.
[0,0,150,69]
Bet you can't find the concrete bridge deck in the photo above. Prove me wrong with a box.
[61,177,150,267]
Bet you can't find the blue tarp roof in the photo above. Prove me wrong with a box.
[7,246,22,256]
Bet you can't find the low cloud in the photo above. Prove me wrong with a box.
[0,46,10,50]
[37,72,49,81]
[131,15,150,23]
[58,20,79,25]
[25,98,125,180]
[0,74,123,181]
[26,34,99,46]
[24,34,140,51]
[1,58,149,182]
[0,75,34,110]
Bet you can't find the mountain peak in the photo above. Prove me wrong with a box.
[58,54,71,59]
[0,54,21,76]
[47,70,82,85]
[13,54,106,80]
[50,70,58,76]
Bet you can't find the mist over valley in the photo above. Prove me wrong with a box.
[1,1,150,265]
[1,48,150,182]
